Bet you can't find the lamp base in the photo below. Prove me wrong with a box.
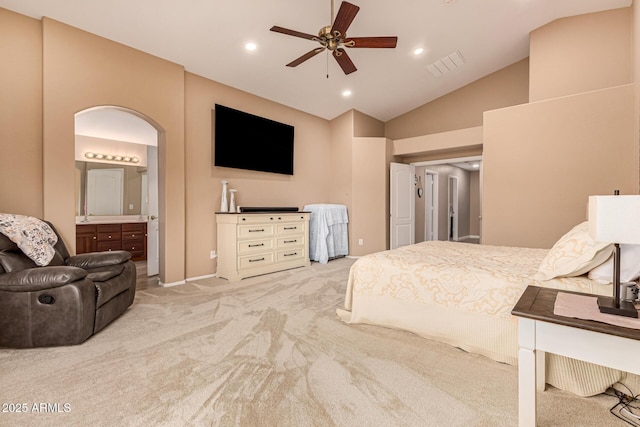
[597,297,638,318]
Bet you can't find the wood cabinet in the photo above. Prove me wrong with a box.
[121,222,146,261]
[76,222,147,261]
[76,224,98,254]
[216,212,310,281]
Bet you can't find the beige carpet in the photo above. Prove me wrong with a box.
[0,258,627,426]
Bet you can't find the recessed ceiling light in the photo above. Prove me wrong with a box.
[342,90,352,97]
[245,42,257,51]
[413,48,424,56]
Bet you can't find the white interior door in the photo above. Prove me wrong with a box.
[425,170,438,241]
[87,168,124,215]
[146,146,159,276]
[390,162,415,249]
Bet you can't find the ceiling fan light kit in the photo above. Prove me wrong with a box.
[270,1,398,75]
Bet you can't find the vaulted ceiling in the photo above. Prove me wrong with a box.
[0,0,632,121]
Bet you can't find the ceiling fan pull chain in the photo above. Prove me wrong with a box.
[326,51,329,79]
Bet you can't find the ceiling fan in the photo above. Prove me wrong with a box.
[270,1,398,75]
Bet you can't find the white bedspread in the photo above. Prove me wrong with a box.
[338,241,636,396]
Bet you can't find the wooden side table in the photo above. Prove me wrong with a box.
[511,285,640,427]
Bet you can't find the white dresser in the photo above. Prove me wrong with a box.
[215,212,310,281]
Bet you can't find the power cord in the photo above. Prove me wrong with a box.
[606,382,640,426]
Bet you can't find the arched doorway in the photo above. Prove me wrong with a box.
[74,106,161,279]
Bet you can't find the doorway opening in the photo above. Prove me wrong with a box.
[413,156,482,244]
[74,106,160,285]
[424,170,439,241]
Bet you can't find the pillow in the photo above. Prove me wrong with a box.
[588,244,640,284]
[538,221,613,280]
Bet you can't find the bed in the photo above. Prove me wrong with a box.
[337,222,640,396]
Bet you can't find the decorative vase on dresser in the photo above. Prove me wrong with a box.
[215,211,310,281]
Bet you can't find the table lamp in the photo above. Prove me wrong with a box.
[588,194,640,318]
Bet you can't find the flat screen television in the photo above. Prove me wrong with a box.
[214,104,294,175]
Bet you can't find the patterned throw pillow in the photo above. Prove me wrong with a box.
[538,221,613,280]
[0,214,59,266]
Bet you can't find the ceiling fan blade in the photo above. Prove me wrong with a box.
[270,26,317,41]
[344,36,398,48]
[330,2,360,37]
[286,47,325,67]
[333,48,357,75]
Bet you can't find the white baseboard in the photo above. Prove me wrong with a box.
[158,280,186,287]
[187,273,217,282]
[159,273,217,287]
[458,235,480,241]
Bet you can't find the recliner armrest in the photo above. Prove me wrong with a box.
[66,251,131,269]
[0,266,87,292]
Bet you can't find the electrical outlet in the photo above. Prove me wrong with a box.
[210,250,217,259]
[358,239,364,246]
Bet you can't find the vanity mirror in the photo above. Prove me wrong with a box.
[76,161,147,217]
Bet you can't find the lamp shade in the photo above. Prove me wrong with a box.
[588,195,640,244]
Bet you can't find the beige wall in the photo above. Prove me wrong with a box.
[530,7,633,102]
[394,126,483,162]
[483,84,638,248]
[329,111,354,211]
[480,6,638,249]
[385,58,529,140]
[184,72,332,278]
[353,110,385,137]
[329,111,391,255]
[41,17,187,284]
[351,137,391,255]
[0,9,42,217]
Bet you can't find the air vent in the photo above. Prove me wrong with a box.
[426,50,465,77]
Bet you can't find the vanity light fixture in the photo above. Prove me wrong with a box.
[84,152,139,163]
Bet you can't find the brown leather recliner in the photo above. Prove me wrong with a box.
[0,222,136,348]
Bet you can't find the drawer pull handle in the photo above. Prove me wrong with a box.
[284,240,297,244]
[108,235,112,239]
[131,247,135,250]
[248,243,265,247]
[249,229,265,233]
[249,257,265,263]
[283,252,297,257]
[93,236,97,240]
[283,227,297,230]
[131,234,135,237]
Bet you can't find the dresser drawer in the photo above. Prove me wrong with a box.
[122,240,143,252]
[276,223,304,235]
[276,236,303,248]
[122,222,145,232]
[97,241,122,252]
[97,224,121,234]
[238,252,274,270]
[238,238,274,254]
[98,232,120,242]
[276,249,304,263]
[238,224,274,238]
[122,223,146,241]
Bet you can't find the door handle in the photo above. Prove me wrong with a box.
[150,215,157,220]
